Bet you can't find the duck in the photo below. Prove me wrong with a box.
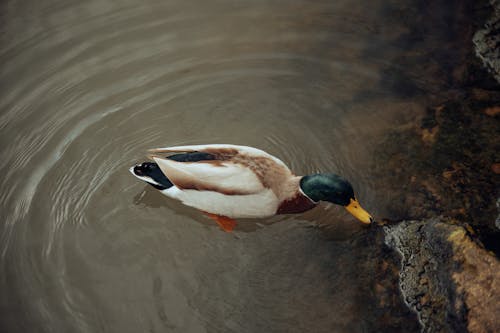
[130,144,373,231]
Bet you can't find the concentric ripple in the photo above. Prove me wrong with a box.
[0,0,436,332]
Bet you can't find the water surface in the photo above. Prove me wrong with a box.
[0,0,466,332]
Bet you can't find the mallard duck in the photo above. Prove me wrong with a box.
[130,144,373,231]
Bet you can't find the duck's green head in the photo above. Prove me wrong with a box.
[300,174,373,224]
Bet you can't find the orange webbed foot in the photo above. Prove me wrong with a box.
[203,212,237,232]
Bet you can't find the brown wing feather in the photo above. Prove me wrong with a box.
[148,144,299,201]
[147,147,238,160]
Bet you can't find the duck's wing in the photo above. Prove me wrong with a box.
[148,144,289,167]
[148,144,273,195]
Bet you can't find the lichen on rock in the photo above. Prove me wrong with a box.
[473,0,500,84]
[447,225,500,333]
[384,219,500,333]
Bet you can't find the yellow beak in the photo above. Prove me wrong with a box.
[345,198,373,224]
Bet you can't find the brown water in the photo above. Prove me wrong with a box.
[0,0,467,332]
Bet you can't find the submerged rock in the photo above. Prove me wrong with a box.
[384,219,500,333]
[370,1,500,331]
[372,97,500,254]
[473,0,500,84]
[496,198,500,229]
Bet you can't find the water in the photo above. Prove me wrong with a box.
[0,0,467,332]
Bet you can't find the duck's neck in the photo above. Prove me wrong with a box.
[278,176,303,200]
[276,176,318,214]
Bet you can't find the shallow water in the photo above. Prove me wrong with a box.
[0,0,468,332]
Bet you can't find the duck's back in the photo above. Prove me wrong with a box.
[148,144,301,218]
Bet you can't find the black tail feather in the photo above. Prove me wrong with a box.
[132,162,173,190]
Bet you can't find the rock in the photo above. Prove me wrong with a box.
[492,163,500,174]
[472,88,492,100]
[420,126,439,145]
[484,106,500,116]
[384,219,500,333]
[448,226,500,333]
[373,98,500,252]
[496,198,500,230]
[473,0,500,83]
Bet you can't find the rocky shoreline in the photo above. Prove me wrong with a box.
[372,1,500,331]
[474,0,500,84]
[384,219,499,332]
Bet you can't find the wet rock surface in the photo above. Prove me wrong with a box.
[473,0,500,84]
[384,219,500,333]
[368,1,500,332]
[371,0,500,255]
[352,228,422,333]
[373,94,500,253]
